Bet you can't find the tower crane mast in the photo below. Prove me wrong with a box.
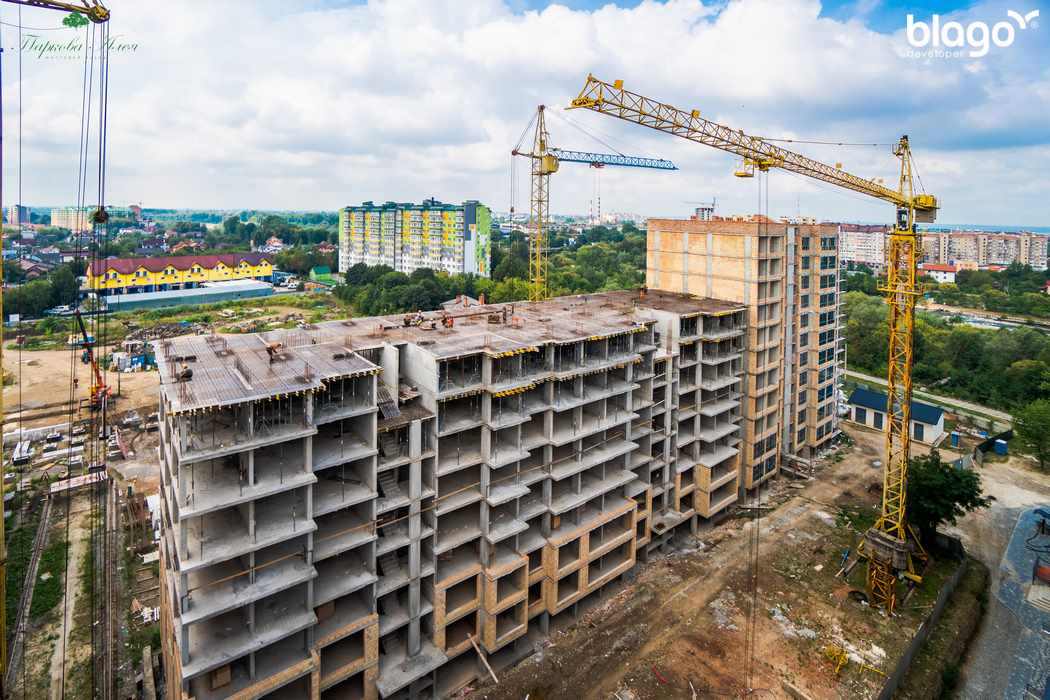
[569,75,938,611]
[512,104,677,301]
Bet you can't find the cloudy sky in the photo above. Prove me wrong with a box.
[2,0,1048,225]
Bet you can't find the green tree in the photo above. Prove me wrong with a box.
[906,450,991,542]
[49,266,79,308]
[1016,399,1050,471]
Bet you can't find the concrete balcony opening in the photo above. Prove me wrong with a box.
[438,395,482,436]
[435,539,481,588]
[321,670,366,700]
[310,501,373,562]
[438,427,483,475]
[253,395,310,441]
[320,627,365,681]
[521,419,547,451]
[315,415,376,471]
[553,342,581,373]
[434,503,482,555]
[181,583,313,682]
[181,487,313,571]
[436,464,482,516]
[522,384,548,414]
[551,377,581,411]
[444,609,479,652]
[188,629,312,700]
[587,542,633,590]
[679,316,699,338]
[316,589,373,644]
[553,569,581,609]
[491,600,527,649]
[680,366,697,392]
[490,394,528,430]
[438,355,482,394]
[314,457,375,517]
[181,536,312,627]
[445,573,479,616]
[680,342,698,366]
[315,374,375,424]
[489,425,528,468]
[487,501,527,544]
[315,545,375,606]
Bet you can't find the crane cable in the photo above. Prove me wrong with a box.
[59,18,97,700]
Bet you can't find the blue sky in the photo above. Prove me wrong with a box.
[2,0,1048,225]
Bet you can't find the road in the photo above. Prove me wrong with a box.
[844,369,1012,424]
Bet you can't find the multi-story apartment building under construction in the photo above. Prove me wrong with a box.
[338,199,492,279]
[155,289,745,700]
[645,214,844,490]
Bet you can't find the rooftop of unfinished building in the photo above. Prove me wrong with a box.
[648,213,839,231]
[154,289,742,414]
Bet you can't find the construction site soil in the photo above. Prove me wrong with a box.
[476,427,972,700]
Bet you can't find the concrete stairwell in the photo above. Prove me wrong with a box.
[377,469,402,500]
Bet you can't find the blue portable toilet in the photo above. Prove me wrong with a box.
[950,431,960,448]
[994,439,1008,456]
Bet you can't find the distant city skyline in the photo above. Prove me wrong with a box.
[2,0,1047,225]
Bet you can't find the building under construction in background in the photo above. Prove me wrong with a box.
[645,214,846,487]
[155,289,746,699]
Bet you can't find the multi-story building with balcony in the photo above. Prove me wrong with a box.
[338,199,491,278]
[644,215,844,489]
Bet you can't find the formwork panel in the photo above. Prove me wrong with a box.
[480,599,528,652]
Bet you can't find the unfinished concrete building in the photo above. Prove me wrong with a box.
[156,290,745,700]
[645,215,844,490]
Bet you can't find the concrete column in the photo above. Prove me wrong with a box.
[408,419,422,657]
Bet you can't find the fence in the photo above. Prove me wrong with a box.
[877,540,969,700]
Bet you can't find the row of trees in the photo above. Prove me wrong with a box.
[848,263,1050,318]
[3,263,82,318]
[844,291,1050,411]
[333,224,647,316]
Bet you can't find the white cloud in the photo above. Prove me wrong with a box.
[2,0,1047,225]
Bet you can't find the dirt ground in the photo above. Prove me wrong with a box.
[3,347,161,431]
[477,427,974,700]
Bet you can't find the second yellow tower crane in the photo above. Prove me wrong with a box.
[568,75,937,611]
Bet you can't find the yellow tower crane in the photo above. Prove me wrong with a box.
[568,75,938,611]
[0,1,110,690]
[512,104,677,301]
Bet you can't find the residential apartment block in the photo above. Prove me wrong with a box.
[155,289,745,700]
[645,215,844,489]
[919,230,1047,271]
[50,206,94,233]
[339,199,492,278]
[6,204,30,226]
[839,224,887,270]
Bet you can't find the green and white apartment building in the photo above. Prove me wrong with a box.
[339,199,492,278]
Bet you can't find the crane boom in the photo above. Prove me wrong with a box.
[569,75,937,612]
[569,75,937,220]
[547,148,677,170]
[5,0,109,22]
[512,104,677,301]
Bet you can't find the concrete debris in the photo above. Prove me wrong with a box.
[708,590,739,630]
[770,605,817,639]
[813,510,837,526]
